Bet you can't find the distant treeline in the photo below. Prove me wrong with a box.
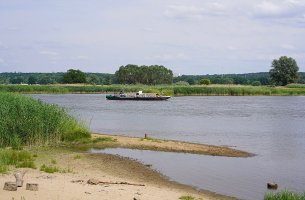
[0,72,116,85]
[174,72,305,85]
[1,71,305,86]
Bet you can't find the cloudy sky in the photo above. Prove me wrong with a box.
[0,0,305,74]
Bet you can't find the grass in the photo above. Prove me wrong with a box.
[286,84,305,88]
[40,164,60,173]
[265,190,305,200]
[140,137,163,143]
[0,149,36,173]
[1,84,305,96]
[0,92,91,147]
[179,195,202,200]
[73,155,81,159]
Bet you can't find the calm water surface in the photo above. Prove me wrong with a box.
[33,94,305,200]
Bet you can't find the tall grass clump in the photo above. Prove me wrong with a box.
[0,149,36,173]
[0,92,90,147]
[265,190,305,200]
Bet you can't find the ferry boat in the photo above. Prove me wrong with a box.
[106,91,170,101]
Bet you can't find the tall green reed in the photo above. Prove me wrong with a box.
[0,92,90,147]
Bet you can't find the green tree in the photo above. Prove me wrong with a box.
[28,76,37,85]
[115,64,173,85]
[63,69,87,84]
[199,78,211,85]
[88,74,100,85]
[269,56,299,86]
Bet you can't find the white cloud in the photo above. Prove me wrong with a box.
[281,44,296,50]
[164,2,228,20]
[39,50,58,56]
[0,58,4,63]
[253,0,305,18]
[155,53,190,61]
[75,55,89,60]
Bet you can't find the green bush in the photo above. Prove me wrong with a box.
[252,81,262,86]
[199,79,211,85]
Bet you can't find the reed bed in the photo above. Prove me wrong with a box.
[265,190,305,200]
[0,92,90,148]
[1,84,305,96]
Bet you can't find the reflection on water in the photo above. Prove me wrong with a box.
[33,94,305,200]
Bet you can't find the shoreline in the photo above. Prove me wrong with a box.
[91,133,254,157]
[0,133,250,199]
[0,146,236,200]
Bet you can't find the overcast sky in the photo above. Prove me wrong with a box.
[0,0,305,74]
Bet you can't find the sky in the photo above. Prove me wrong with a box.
[0,0,305,75]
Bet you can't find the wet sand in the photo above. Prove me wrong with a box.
[92,133,253,157]
[0,133,252,199]
[0,148,235,200]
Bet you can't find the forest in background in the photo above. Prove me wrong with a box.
[1,71,305,86]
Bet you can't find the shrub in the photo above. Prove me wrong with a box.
[199,79,211,85]
[252,81,262,86]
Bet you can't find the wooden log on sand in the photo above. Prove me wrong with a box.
[87,179,145,186]
[26,183,39,191]
[3,182,17,191]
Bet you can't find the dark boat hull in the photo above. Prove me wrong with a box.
[106,95,170,101]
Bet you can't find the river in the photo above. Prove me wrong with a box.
[32,94,305,200]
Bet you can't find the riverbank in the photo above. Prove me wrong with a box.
[0,147,235,200]
[91,133,253,157]
[1,84,305,96]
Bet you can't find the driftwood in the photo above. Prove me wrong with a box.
[14,170,27,187]
[26,183,39,191]
[3,182,17,191]
[87,179,145,186]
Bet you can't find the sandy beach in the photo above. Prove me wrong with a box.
[0,134,245,200]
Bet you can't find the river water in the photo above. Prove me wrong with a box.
[32,94,305,200]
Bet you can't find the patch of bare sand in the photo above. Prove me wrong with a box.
[0,151,235,200]
[92,133,253,157]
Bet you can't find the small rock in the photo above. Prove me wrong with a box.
[85,191,91,194]
[267,182,278,190]
[87,178,100,185]
[3,182,17,191]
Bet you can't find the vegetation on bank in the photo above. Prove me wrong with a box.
[265,190,305,200]
[1,84,305,96]
[0,92,90,148]
[0,149,36,173]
